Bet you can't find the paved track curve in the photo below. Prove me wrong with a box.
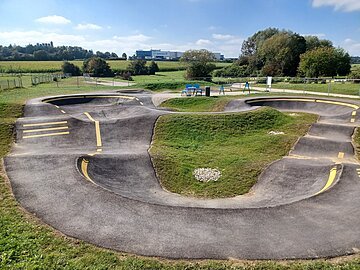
[4,91,360,259]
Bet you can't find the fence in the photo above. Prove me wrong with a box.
[31,73,71,86]
[0,77,22,91]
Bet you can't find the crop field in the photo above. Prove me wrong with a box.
[0,60,231,73]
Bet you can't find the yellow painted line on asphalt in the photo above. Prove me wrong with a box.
[315,100,359,109]
[23,131,69,139]
[96,148,102,152]
[84,112,102,147]
[352,111,357,116]
[351,118,356,123]
[23,121,67,127]
[54,105,59,108]
[247,98,359,110]
[80,159,96,184]
[315,167,337,195]
[23,126,68,133]
[337,152,345,159]
[44,95,135,103]
[84,112,96,122]
[247,98,316,103]
[60,110,66,114]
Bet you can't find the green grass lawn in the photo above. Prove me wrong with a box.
[0,85,360,268]
[160,96,235,112]
[256,81,360,95]
[150,108,317,198]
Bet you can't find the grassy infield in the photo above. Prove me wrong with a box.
[0,79,360,268]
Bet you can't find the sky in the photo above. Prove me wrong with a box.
[0,0,359,57]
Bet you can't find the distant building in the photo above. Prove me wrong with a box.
[135,49,224,61]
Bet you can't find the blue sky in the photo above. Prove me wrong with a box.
[0,0,359,57]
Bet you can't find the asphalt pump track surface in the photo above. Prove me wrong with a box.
[4,91,360,260]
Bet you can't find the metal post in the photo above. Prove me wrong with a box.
[328,81,331,96]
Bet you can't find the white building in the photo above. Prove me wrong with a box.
[136,49,222,60]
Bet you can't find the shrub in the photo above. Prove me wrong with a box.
[61,61,81,76]
[83,57,113,77]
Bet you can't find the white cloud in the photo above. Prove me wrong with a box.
[75,23,102,30]
[35,15,71,25]
[195,39,212,46]
[0,29,244,58]
[342,38,360,55]
[0,31,84,45]
[212,34,235,40]
[113,34,152,42]
[312,0,360,12]
[301,33,326,38]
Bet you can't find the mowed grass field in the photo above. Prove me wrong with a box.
[1,85,360,268]
[0,60,231,73]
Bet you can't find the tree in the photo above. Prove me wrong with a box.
[122,53,127,60]
[298,47,351,77]
[257,32,306,76]
[127,59,149,75]
[33,50,49,60]
[83,57,113,77]
[241,28,279,56]
[349,66,360,83]
[180,49,216,79]
[61,61,81,76]
[148,61,159,75]
[305,36,333,51]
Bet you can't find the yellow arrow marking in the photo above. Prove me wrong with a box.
[23,121,67,127]
[315,167,337,195]
[23,126,68,133]
[23,131,69,139]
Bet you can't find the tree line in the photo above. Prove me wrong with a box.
[0,43,127,61]
[213,28,352,78]
[62,58,159,78]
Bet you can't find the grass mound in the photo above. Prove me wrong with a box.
[160,96,233,112]
[150,108,317,198]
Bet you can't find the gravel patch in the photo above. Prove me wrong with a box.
[268,131,285,135]
[193,168,221,182]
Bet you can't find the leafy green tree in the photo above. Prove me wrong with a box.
[305,36,333,51]
[127,59,149,75]
[83,57,113,77]
[122,53,127,60]
[335,48,351,76]
[61,61,81,76]
[349,66,360,83]
[33,50,49,60]
[257,32,306,76]
[241,28,279,56]
[148,61,159,75]
[180,49,216,79]
[298,47,351,77]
